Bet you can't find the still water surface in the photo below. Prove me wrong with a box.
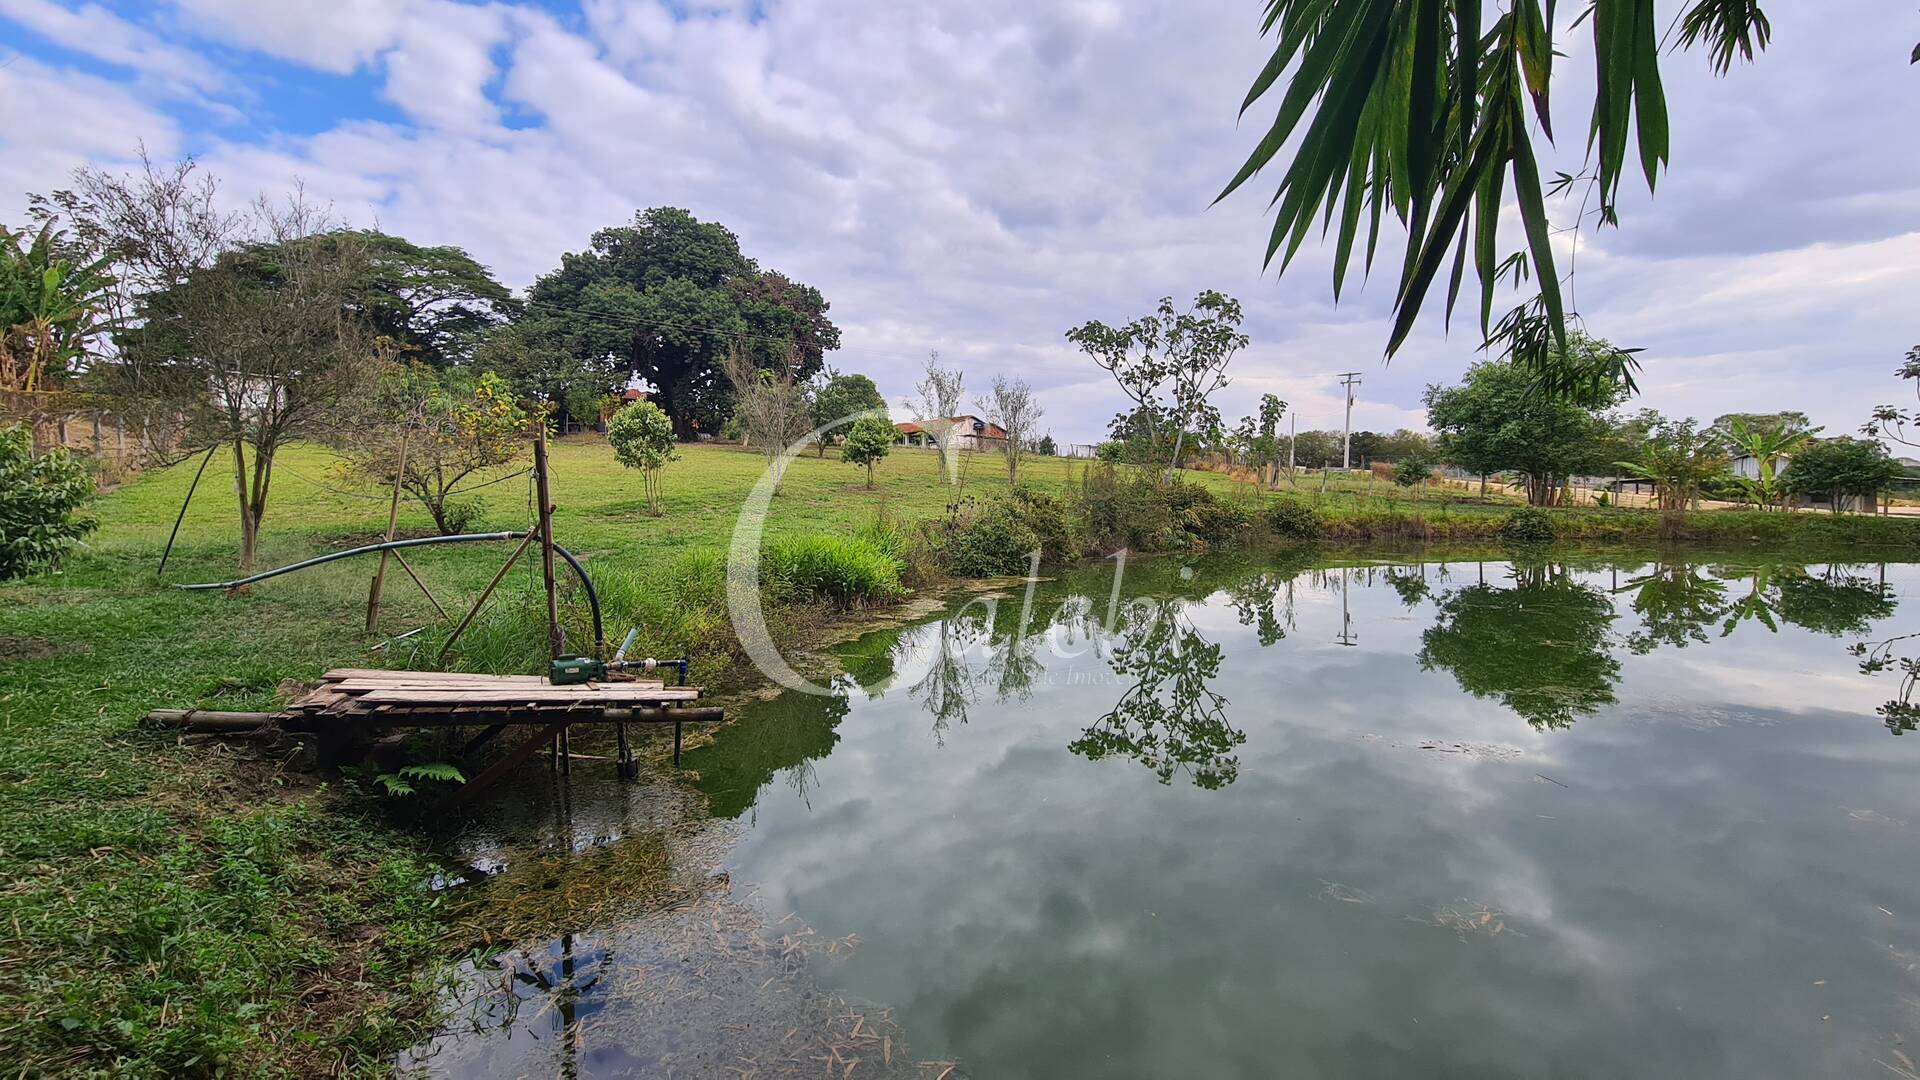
[416,551,1920,1078]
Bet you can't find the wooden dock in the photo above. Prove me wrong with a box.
[148,668,723,804]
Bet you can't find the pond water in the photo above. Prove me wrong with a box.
[410,551,1920,1078]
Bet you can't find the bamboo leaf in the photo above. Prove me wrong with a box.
[1631,0,1670,190]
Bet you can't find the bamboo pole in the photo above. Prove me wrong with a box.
[437,531,537,664]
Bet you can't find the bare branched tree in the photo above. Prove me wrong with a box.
[979,374,1043,484]
[910,350,964,421]
[99,187,377,570]
[723,343,812,494]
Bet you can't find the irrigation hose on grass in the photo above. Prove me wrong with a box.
[173,530,605,651]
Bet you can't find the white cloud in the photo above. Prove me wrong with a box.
[3,0,1916,443]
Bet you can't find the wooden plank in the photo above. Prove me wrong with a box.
[324,672,668,687]
[322,668,552,684]
[355,687,702,705]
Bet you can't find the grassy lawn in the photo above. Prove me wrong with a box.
[5,436,1915,1074]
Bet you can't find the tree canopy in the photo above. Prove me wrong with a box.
[351,232,516,367]
[522,207,839,437]
[1424,345,1625,504]
[1784,437,1904,509]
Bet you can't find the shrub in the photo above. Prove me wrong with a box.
[0,424,96,580]
[941,500,1041,577]
[1005,487,1075,562]
[762,534,904,606]
[1500,506,1556,544]
[1076,462,1172,553]
[1165,481,1251,547]
[1266,497,1322,540]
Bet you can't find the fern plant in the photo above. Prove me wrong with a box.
[373,762,466,798]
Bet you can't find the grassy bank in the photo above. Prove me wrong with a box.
[6,438,1917,1073]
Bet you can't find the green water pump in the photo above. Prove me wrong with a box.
[549,629,688,686]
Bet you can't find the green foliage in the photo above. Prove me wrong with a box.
[0,424,97,579]
[1719,414,1812,510]
[1614,414,1728,518]
[1785,437,1904,508]
[1066,291,1249,469]
[606,399,679,514]
[762,534,904,606]
[1165,481,1253,548]
[1393,454,1431,487]
[1266,497,1323,540]
[1419,566,1621,729]
[0,221,118,390]
[812,370,886,429]
[840,414,895,488]
[372,762,467,797]
[934,488,1076,577]
[1231,393,1288,472]
[353,231,516,367]
[1221,0,1777,386]
[521,207,840,435]
[1425,353,1625,504]
[940,498,1042,577]
[341,364,530,534]
[1500,507,1556,545]
[1035,434,1058,456]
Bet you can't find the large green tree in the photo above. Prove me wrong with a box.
[523,207,839,438]
[350,232,516,367]
[1221,1,1906,391]
[1424,345,1626,505]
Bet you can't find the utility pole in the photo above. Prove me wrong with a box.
[1286,411,1296,485]
[1337,372,1362,471]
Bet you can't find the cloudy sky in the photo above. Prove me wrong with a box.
[2,0,1915,445]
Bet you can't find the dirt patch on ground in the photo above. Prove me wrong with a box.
[0,635,89,662]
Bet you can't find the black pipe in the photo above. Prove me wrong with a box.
[175,531,604,651]
[156,442,221,577]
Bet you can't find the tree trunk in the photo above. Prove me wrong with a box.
[866,462,875,489]
[231,440,257,573]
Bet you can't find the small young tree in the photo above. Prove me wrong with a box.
[811,369,886,456]
[1035,433,1058,456]
[1066,291,1249,473]
[909,350,964,420]
[979,374,1043,484]
[607,399,678,514]
[110,197,377,571]
[841,414,895,489]
[1230,393,1288,484]
[723,344,811,493]
[340,365,530,533]
[1725,415,1815,511]
[0,423,96,579]
[1393,453,1432,495]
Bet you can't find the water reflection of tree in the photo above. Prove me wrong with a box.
[1225,572,1296,645]
[1070,600,1245,788]
[1617,562,1728,653]
[906,607,988,746]
[1418,564,1620,729]
[1773,567,1896,637]
[1853,633,1920,734]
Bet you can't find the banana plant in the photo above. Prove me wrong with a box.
[0,223,119,393]
[1725,415,1814,511]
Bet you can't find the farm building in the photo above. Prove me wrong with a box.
[894,415,1009,452]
